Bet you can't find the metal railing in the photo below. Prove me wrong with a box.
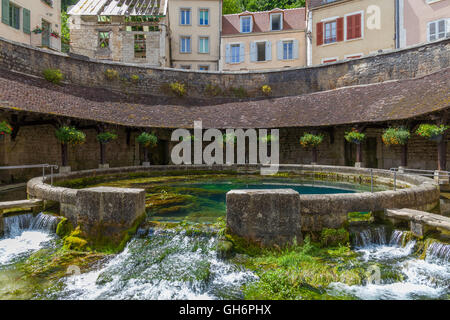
[0,164,59,186]
[390,167,450,189]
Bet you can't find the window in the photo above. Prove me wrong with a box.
[256,42,266,62]
[428,19,448,42]
[98,16,111,23]
[199,9,209,25]
[199,37,209,53]
[283,40,293,60]
[8,2,20,29]
[98,32,110,49]
[199,65,209,71]
[324,21,337,44]
[180,36,191,53]
[134,34,146,59]
[231,44,241,63]
[180,65,191,70]
[180,8,191,25]
[346,13,362,40]
[240,16,252,33]
[270,13,282,31]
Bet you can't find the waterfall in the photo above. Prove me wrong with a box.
[2,213,59,237]
[425,242,450,262]
[354,227,388,247]
[389,230,406,246]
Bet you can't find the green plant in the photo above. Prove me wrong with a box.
[261,85,272,96]
[259,134,278,143]
[205,84,222,97]
[382,127,411,146]
[344,129,365,144]
[416,124,449,140]
[43,69,63,84]
[97,132,118,144]
[320,228,350,247]
[130,74,140,83]
[55,126,86,145]
[0,121,13,135]
[169,82,186,97]
[105,69,119,81]
[229,86,248,98]
[300,133,324,148]
[137,132,158,147]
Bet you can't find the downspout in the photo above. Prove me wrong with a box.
[307,10,313,66]
[395,0,400,49]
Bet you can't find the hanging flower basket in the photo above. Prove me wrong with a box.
[344,129,365,144]
[382,127,410,146]
[50,31,60,39]
[32,26,43,34]
[137,132,158,147]
[55,126,86,145]
[416,124,449,142]
[0,121,13,135]
[300,133,324,148]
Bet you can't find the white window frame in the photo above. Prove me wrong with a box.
[180,65,192,70]
[180,8,192,26]
[198,65,210,71]
[321,57,339,64]
[427,19,449,42]
[270,13,283,31]
[344,10,364,42]
[240,16,253,33]
[198,8,210,26]
[282,39,294,60]
[198,36,210,54]
[255,40,268,62]
[180,36,191,53]
[230,43,242,64]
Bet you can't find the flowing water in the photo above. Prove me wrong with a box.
[328,227,450,300]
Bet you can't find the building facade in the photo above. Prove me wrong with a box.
[68,0,169,66]
[168,0,222,71]
[308,0,396,65]
[398,0,450,48]
[0,0,61,51]
[220,8,307,71]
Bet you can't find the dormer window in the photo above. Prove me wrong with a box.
[240,16,252,33]
[270,13,283,31]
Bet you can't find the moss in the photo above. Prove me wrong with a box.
[348,212,373,223]
[43,69,63,85]
[320,228,350,247]
[56,217,73,238]
[63,227,88,251]
[217,239,234,259]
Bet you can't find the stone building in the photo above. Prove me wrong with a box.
[0,0,61,51]
[220,8,307,71]
[68,0,170,66]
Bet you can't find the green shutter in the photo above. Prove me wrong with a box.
[23,8,30,34]
[1,0,9,25]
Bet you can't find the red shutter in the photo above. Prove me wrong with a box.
[347,15,354,40]
[355,14,362,39]
[317,22,323,46]
[337,17,344,41]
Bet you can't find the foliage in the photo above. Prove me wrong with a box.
[223,0,306,14]
[105,69,119,81]
[320,228,350,247]
[130,74,140,83]
[300,133,324,148]
[137,132,158,147]
[63,227,88,251]
[382,127,411,146]
[229,86,248,98]
[169,82,186,97]
[344,129,365,144]
[97,132,118,144]
[205,84,222,97]
[261,85,272,96]
[61,0,78,10]
[223,0,243,14]
[416,124,449,140]
[55,126,86,145]
[259,134,278,143]
[43,69,63,85]
[61,11,71,53]
[56,217,73,238]
[0,121,13,135]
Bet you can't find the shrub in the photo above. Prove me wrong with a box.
[169,81,186,97]
[300,133,324,148]
[261,85,272,96]
[130,74,140,83]
[229,87,248,98]
[55,126,86,145]
[97,132,118,144]
[105,69,119,81]
[0,121,13,135]
[205,84,222,97]
[320,228,350,247]
[43,68,63,84]
[382,127,410,146]
[137,132,158,147]
[416,124,449,140]
[344,129,365,144]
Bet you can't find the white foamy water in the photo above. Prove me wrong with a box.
[53,230,257,300]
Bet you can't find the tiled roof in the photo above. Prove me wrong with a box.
[308,0,347,9]
[222,8,306,36]
[0,68,448,129]
[68,0,167,16]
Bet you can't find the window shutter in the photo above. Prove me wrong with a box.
[337,17,344,41]
[347,15,353,40]
[293,39,299,59]
[265,41,272,61]
[225,44,231,63]
[277,40,283,60]
[250,42,257,62]
[239,43,245,63]
[23,8,31,34]
[1,0,9,25]
[316,22,323,46]
[429,22,436,41]
[355,14,361,39]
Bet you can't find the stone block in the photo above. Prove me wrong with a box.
[226,189,302,247]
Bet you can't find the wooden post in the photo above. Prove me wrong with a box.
[61,143,68,167]
[143,146,149,163]
[356,143,362,163]
[438,138,447,171]
[312,147,318,163]
[401,144,408,168]
[100,143,106,165]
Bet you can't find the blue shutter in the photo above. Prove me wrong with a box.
[293,39,299,59]
[23,8,31,34]
[277,40,283,60]
[250,42,257,62]
[239,43,245,63]
[225,44,231,63]
[2,0,9,25]
[265,41,272,61]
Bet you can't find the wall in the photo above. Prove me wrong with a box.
[401,0,450,47]
[0,0,61,51]
[311,0,395,65]
[168,0,221,71]
[0,35,448,100]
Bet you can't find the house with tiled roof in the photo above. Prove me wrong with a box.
[220,8,307,71]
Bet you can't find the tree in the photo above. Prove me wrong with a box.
[300,133,324,164]
[55,126,86,167]
[61,11,70,53]
[223,0,243,14]
[61,0,78,11]
[243,0,305,12]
